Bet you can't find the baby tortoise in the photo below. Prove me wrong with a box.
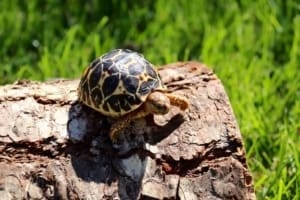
[78,49,189,142]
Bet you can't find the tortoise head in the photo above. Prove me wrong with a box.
[145,91,170,115]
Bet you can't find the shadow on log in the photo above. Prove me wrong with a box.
[0,62,256,200]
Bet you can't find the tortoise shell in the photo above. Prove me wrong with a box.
[78,49,165,117]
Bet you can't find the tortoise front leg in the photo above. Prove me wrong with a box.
[109,105,150,142]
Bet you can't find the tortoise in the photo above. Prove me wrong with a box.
[78,49,189,142]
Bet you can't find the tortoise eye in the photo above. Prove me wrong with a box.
[153,103,169,114]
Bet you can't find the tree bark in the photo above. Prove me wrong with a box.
[0,62,256,200]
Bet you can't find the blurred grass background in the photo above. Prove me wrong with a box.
[1,0,299,199]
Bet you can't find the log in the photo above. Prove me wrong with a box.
[0,62,256,200]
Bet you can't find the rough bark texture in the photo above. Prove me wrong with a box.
[0,62,256,200]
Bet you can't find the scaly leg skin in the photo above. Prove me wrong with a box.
[109,106,150,142]
[109,115,131,142]
[165,93,189,110]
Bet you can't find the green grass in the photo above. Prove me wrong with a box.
[1,0,299,198]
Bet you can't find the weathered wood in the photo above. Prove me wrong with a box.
[0,62,256,200]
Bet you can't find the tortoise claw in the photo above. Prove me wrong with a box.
[109,128,120,143]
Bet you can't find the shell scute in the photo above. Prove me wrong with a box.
[145,63,158,79]
[102,49,122,60]
[90,87,103,107]
[102,74,119,97]
[122,76,139,94]
[138,79,160,96]
[103,60,118,74]
[106,96,121,113]
[126,94,142,105]
[90,58,101,69]
[128,62,144,75]
[88,63,102,89]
